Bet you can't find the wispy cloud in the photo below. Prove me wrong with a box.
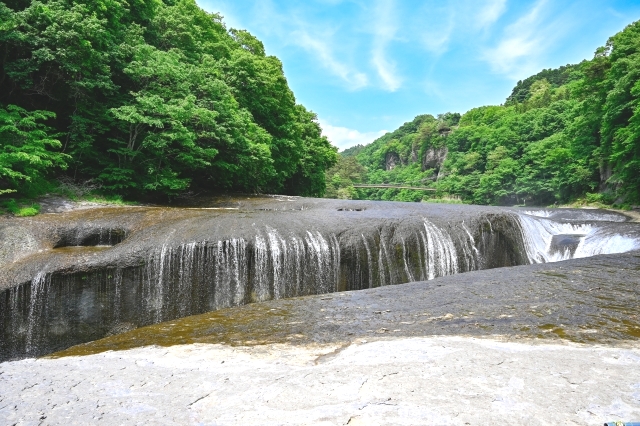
[481,0,551,78]
[423,20,455,55]
[319,120,387,150]
[238,0,370,90]
[606,7,625,19]
[424,79,447,101]
[370,0,402,91]
[371,49,401,91]
[476,0,507,29]
[293,30,368,89]
[414,2,456,55]
[246,0,286,36]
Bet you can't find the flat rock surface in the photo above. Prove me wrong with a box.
[1,336,639,425]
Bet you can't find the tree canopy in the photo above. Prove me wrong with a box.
[0,0,337,199]
[336,21,640,207]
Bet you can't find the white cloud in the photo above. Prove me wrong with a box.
[232,0,369,90]
[248,0,287,37]
[293,30,368,90]
[370,0,402,91]
[319,120,387,150]
[476,0,507,29]
[371,48,401,91]
[481,0,551,78]
[422,30,453,55]
[412,0,505,57]
[415,2,456,55]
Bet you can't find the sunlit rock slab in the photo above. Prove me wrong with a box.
[2,336,639,425]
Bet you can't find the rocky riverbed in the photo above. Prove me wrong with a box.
[2,249,640,424]
[3,196,640,361]
[1,196,640,424]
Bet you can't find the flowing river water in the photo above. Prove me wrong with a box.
[1,196,639,361]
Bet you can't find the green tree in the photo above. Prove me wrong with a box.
[0,105,68,194]
[0,0,337,199]
[325,155,366,199]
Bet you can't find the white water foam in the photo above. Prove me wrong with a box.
[523,210,627,222]
[361,234,374,289]
[522,210,554,218]
[517,213,640,263]
[421,218,459,279]
[26,271,49,355]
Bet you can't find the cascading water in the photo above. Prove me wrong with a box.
[460,222,481,271]
[361,234,374,289]
[26,271,49,356]
[2,200,639,361]
[522,209,628,222]
[516,212,640,263]
[137,228,342,317]
[420,218,459,280]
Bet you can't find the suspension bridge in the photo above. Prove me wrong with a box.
[352,184,437,191]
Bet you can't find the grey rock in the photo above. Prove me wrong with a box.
[0,196,638,361]
[1,336,639,425]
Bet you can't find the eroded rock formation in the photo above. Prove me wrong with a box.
[1,196,638,361]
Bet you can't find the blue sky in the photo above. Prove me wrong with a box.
[197,0,640,150]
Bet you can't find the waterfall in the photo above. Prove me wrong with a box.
[214,239,247,309]
[305,230,339,295]
[4,206,640,361]
[267,227,286,300]
[401,237,415,283]
[421,218,459,279]
[26,271,49,355]
[290,235,304,295]
[361,234,374,289]
[254,234,270,301]
[377,233,388,287]
[330,234,341,292]
[517,213,640,263]
[461,222,480,271]
[113,268,123,321]
[574,233,640,258]
[145,243,172,322]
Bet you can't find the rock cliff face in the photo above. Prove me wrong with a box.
[385,152,401,171]
[0,196,638,361]
[381,145,448,177]
[422,146,448,178]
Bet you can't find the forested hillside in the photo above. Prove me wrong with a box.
[0,0,336,201]
[326,21,640,207]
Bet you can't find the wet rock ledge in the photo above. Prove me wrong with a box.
[53,249,640,357]
[1,195,639,361]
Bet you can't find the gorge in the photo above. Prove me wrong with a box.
[1,196,639,362]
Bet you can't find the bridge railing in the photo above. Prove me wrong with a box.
[352,184,436,191]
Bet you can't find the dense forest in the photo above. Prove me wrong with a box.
[3,2,639,210]
[0,0,337,203]
[326,21,640,208]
